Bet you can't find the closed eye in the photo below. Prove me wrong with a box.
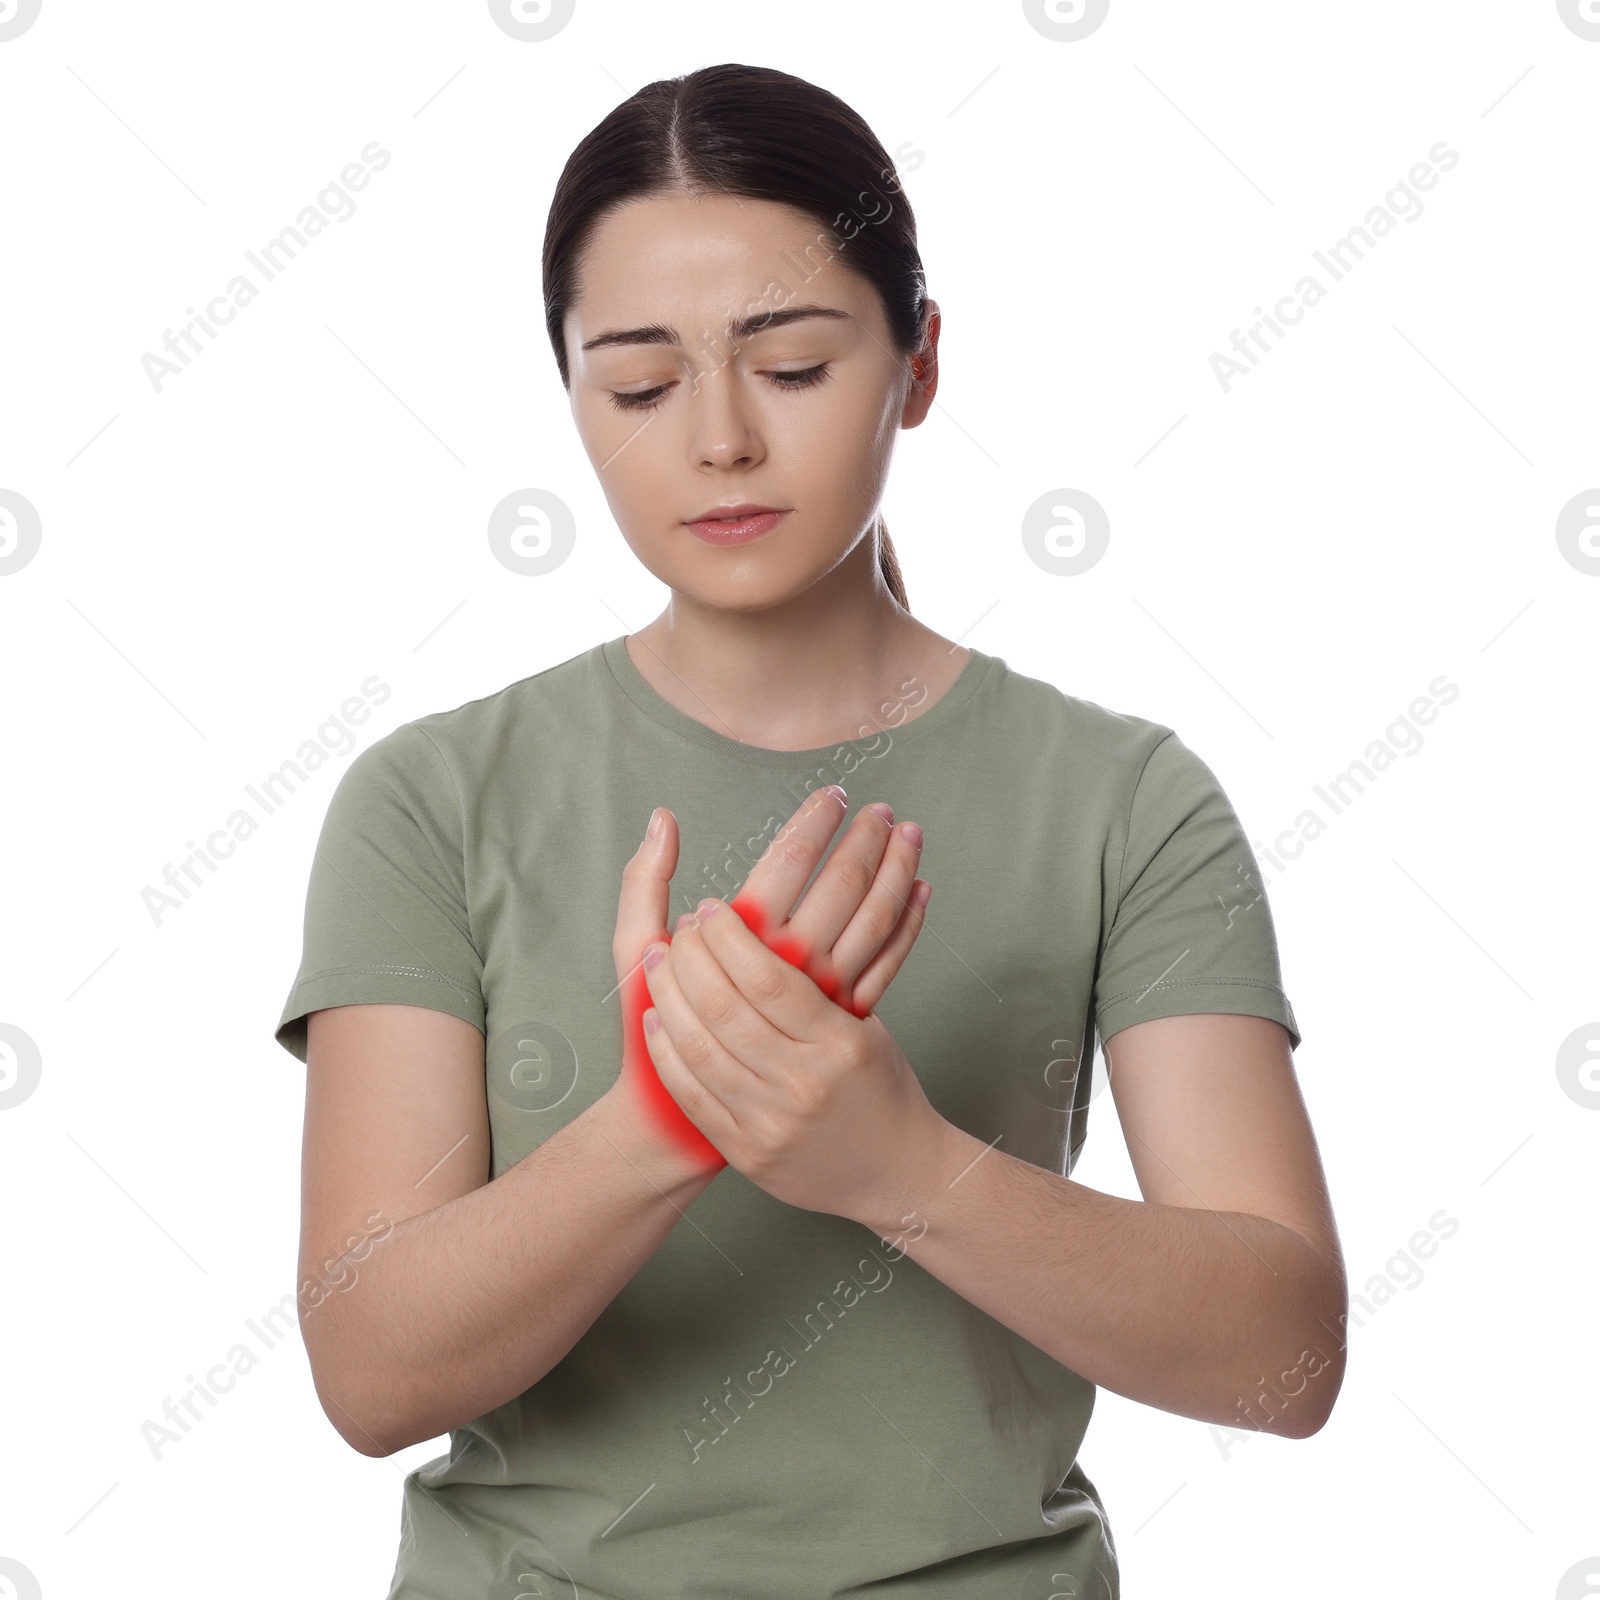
[606,362,834,414]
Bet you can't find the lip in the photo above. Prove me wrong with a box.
[683,505,790,546]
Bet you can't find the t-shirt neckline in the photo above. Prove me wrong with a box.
[600,633,998,770]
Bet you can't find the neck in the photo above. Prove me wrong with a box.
[626,536,952,753]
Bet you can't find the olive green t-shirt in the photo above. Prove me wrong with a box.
[274,635,1300,1600]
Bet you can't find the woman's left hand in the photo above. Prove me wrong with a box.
[638,895,951,1226]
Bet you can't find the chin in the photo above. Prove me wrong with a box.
[624,523,851,607]
[680,582,804,616]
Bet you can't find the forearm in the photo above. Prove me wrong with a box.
[306,1085,719,1457]
[854,1120,1348,1437]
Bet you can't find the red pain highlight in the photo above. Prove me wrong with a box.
[620,934,725,1169]
[732,893,855,1012]
[621,899,867,1164]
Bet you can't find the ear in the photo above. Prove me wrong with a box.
[902,300,942,429]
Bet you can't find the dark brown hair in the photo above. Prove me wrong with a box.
[541,62,928,610]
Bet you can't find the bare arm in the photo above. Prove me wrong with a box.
[850,1013,1349,1437]
[299,1004,716,1457]
[298,788,930,1456]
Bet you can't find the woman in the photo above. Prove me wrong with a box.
[276,62,1347,1600]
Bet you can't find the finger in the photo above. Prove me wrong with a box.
[663,909,796,1082]
[641,937,764,1118]
[726,785,850,948]
[774,802,896,983]
[846,878,933,1018]
[803,816,925,990]
[613,807,678,989]
[638,982,738,1151]
[691,897,840,1043]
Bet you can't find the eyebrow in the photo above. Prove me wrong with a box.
[579,304,853,354]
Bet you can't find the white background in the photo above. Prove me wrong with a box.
[1,1,1596,1596]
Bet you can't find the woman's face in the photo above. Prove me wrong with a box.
[563,189,935,612]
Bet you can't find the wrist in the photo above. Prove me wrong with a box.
[595,1075,725,1198]
[846,1106,965,1245]
[614,947,730,1186]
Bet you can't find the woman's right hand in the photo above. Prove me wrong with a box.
[612,785,930,1022]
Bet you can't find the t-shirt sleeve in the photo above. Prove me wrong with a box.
[1093,729,1301,1052]
[273,721,485,1064]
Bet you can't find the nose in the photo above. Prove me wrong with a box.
[686,362,765,471]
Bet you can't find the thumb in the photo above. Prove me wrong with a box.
[614,805,678,986]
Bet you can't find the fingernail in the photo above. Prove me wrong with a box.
[696,897,722,918]
[647,807,665,840]
[901,822,923,849]
[914,880,932,907]
[821,784,847,807]
[675,912,695,932]
[643,944,665,970]
[865,802,894,823]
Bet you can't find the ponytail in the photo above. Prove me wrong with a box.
[877,516,908,611]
